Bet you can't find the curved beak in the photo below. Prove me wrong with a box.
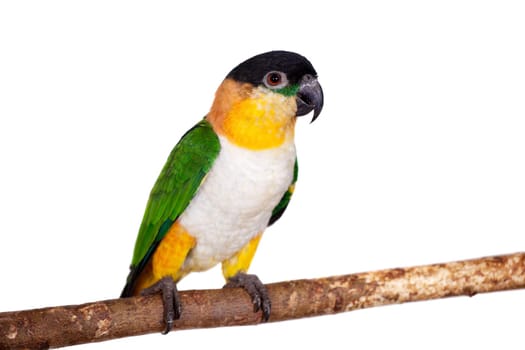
[296,74,324,122]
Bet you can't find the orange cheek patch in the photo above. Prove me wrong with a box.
[207,79,297,151]
[222,97,296,150]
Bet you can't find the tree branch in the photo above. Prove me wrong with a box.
[1,252,524,349]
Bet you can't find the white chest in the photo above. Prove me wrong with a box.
[178,136,296,271]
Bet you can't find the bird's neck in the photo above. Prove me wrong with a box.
[207,79,297,150]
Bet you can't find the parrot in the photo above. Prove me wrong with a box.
[120,50,324,333]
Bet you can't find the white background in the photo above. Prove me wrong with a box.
[1,1,524,349]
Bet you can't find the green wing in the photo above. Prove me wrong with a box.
[121,119,220,296]
[268,158,298,226]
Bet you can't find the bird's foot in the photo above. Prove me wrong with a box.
[141,276,181,334]
[224,272,271,321]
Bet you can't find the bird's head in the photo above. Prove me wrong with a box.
[207,51,323,150]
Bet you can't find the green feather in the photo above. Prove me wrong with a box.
[276,83,300,97]
[130,118,220,267]
[269,158,298,226]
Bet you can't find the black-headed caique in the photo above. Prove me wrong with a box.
[121,51,324,333]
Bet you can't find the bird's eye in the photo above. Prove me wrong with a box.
[267,72,282,85]
[263,71,288,89]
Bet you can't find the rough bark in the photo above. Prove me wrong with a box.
[1,252,524,349]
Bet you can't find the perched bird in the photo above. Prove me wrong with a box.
[121,50,323,333]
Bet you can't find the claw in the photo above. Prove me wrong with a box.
[224,272,271,321]
[141,276,181,334]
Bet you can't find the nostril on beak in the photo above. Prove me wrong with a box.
[303,74,314,82]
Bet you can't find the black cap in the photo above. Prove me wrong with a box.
[226,51,317,86]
